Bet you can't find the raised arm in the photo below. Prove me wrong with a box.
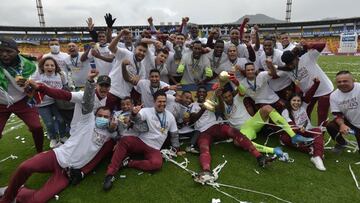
[86,17,98,42]
[303,78,320,104]
[104,13,116,43]
[26,80,72,101]
[109,29,129,54]
[82,69,99,115]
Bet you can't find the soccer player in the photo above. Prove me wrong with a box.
[87,31,115,76]
[326,71,360,153]
[0,70,117,203]
[0,37,44,153]
[276,32,296,51]
[65,42,91,90]
[106,29,148,110]
[280,43,334,125]
[176,40,213,85]
[241,63,284,112]
[103,90,180,191]
[189,86,272,183]
[219,77,312,160]
[256,36,293,101]
[131,68,175,107]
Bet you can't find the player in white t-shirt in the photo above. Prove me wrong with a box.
[276,32,296,52]
[65,42,91,89]
[142,48,170,83]
[0,70,118,203]
[326,71,360,154]
[133,69,175,108]
[241,63,285,112]
[189,86,273,183]
[87,31,115,76]
[112,96,149,140]
[280,78,326,171]
[43,38,69,74]
[103,90,180,191]
[280,43,334,125]
[106,29,148,110]
[256,36,293,101]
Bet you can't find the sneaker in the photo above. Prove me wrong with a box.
[257,155,276,168]
[49,139,59,148]
[68,169,85,185]
[0,186,8,197]
[185,146,200,154]
[60,137,68,144]
[310,156,326,171]
[103,175,115,191]
[331,143,347,154]
[193,171,216,184]
[273,147,284,157]
[122,157,130,167]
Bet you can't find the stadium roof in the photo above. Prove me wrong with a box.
[0,17,359,33]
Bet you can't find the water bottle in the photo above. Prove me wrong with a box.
[90,59,96,69]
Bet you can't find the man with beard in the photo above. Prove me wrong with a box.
[103,90,180,191]
[106,29,148,110]
[176,41,213,85]
[0,37,44,153]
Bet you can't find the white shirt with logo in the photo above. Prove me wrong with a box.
[330,82,360,128]
[137,108,178,150]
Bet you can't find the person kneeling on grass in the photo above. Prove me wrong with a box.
[0,70,118,203]
[103,90,181,191]
[280,78,326,171]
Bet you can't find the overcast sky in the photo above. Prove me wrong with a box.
[0,0,358,26]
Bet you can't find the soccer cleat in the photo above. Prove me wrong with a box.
[273,147,284,157]
[291,134,315,145]
[193,171,216,185]
[0,186,8,197]
[69,169,85,185]
[310,156,326,171]
[185,146,200,154]
[103,175,115,191]
[257,155,276,168]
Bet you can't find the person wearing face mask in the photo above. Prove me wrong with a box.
[0,70,118,203]
[0,37,44,153]
[106,29,148,110]
[30,57,67,148]
[103,90,180,191]
[43,38,69,74]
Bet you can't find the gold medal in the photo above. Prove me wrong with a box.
[160,127,165,134]
[294,79,300,86]
[15,75,24,82]
[183,112,190,119]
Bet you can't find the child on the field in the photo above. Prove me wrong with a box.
[31,56,67,148]
[280,77,326,171]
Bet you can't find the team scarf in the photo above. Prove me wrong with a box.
[0,55,36,91]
